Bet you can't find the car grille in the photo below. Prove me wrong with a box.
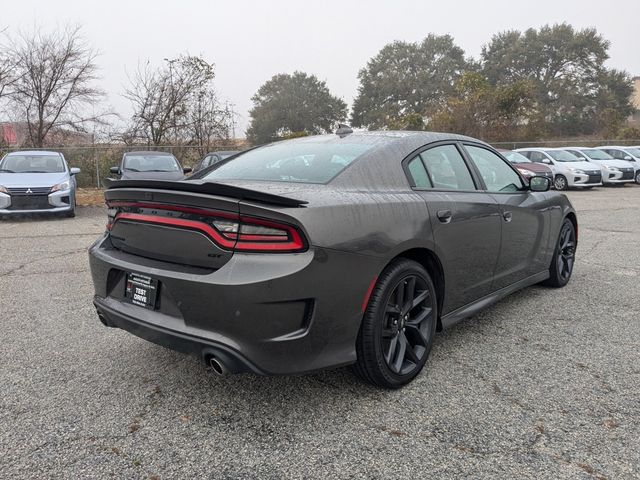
[586,173,602,183]
[8,195,53,210]
[7,186,52,195]
[620,168,634,180]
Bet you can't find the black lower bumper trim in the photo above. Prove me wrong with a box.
[94,299,265,375]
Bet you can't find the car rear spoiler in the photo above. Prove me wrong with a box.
[103,178,308,207]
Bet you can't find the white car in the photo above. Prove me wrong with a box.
[514,147,602,191]
[562,147,635,186]
[597,146,640,184]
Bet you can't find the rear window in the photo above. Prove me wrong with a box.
[202,142,373,184]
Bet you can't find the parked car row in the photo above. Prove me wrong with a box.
[0,149,239,217]
[504,146,640,190]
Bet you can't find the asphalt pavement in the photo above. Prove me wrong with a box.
[1,186,639,479]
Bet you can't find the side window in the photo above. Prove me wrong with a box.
[420,145,476,190]
[465,145,524,193]
[529,151,545,162]
[605,149,624,159]
[406,156,432,188]
[518,151,532,159]
[203,156,213,168]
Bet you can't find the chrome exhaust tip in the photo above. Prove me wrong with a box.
[208,356,228,376]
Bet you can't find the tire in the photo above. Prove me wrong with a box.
[635,171,640,185]
[554,175,568,191]
[353,259,438,389]
[542,218,576,288]
[64,194,76,218]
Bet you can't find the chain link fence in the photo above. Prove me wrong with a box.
[0,144,239,188]
[491,139,640,150]
[2,139,639,188]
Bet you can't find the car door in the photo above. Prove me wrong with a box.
[405,143,502,314]
[462,144,550,289]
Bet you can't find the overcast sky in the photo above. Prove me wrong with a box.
[4,0,640,137]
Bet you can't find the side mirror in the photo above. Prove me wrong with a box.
[541,158,551,164]
[70,167,81,176]
[529,176,551,192]
[624,155,632,160]
[110,166,120,174]
[183,167,192,174]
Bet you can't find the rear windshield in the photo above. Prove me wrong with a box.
[202,142,373,184]
[503,151,531,164]
[547,150,581,162]
[0,154,65,173]
[123,154,181,172]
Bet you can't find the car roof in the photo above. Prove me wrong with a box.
[515,147,553,151]
[206,150,240,156]
[124,151,175,156]
[5,150,62,156]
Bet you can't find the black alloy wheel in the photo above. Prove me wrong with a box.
[354,259,437,388]
[382,275,432,375]
[543,219,576,288]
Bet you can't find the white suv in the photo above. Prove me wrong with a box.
[563,147,635,186]
[597,146,640,184]
[515,147,602,190]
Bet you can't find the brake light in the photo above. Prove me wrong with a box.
[106,202,306,253]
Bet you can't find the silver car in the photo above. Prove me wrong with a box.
[563,147,635,186]
[515,147,602,190]
[597,146,640,184]
[0,151,80,217]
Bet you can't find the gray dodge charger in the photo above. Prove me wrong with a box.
[89,130,578,388]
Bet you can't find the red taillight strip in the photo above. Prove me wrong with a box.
[111,208,306,252]
[115,212,237,249]
[238,215,305,251]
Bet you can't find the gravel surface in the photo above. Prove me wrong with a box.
[1,186,639,479]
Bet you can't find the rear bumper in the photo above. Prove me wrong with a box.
[89,235,379,375]
[94,297,264,374]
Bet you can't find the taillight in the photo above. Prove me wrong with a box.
[106,202,307,253]
[106,207,117,231]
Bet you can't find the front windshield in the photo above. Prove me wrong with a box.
[547,150,581,162]
[0,154,65,173]
[202,141,374,184]
[503,151,531,164]
[626,148,640,157]
[582,149,614,161]
[123,154,180,172]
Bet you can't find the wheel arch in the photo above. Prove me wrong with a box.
[389,248,446,332]
[565,211,578,243]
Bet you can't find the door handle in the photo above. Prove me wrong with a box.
[436,209,452,223]
[502,211,513,222]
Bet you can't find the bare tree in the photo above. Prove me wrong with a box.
[186,90,233,153]
[124,56,216,145]
[8,25,106,147]
[0,38,16,101]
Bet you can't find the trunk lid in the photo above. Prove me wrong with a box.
[104,179,308,270]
